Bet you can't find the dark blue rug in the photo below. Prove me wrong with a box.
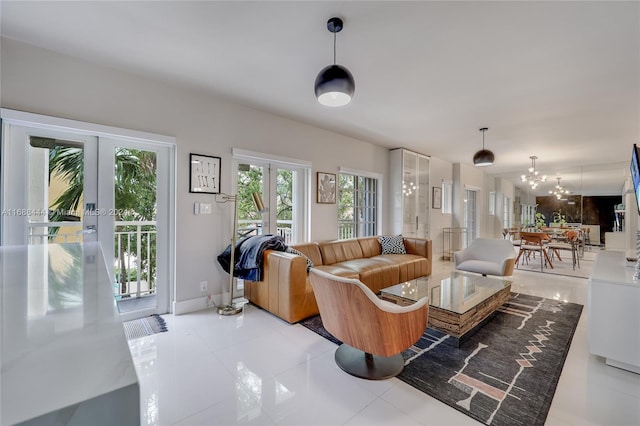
[300,293,583,426]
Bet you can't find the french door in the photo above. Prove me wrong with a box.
[1,110,175,320]
[232,150,310,245]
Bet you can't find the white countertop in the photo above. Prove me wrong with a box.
[1,243,139,425]
[590,249,640,287]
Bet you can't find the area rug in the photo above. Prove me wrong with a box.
[300,293,583,426]
[123,314,168,340]
[515,250,597,279]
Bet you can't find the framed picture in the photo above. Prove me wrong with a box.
[432,186,442,209]
[190,154,221,194]
[317,172,337,204]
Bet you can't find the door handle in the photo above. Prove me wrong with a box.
[77,225,96,235]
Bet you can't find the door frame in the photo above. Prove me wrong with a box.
[0,109,176,316]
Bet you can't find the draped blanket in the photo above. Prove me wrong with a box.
[217,234,286,281]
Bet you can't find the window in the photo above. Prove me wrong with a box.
[489,191,496,216]
[442,182,452,214]
[463,188,477,246]
[503,196,511,229]
[338,173,378,238]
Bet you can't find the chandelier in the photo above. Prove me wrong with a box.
[550,177,570,199]
[520,156,547,189]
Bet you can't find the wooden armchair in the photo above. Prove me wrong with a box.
[309,268,428,380]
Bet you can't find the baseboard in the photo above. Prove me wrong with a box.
[173,293,224,315]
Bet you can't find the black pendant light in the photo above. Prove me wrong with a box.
[314,17,355,107]
[473,127,495,167]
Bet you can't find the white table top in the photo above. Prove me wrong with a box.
[590,249,640,287]
[1,243,138,425]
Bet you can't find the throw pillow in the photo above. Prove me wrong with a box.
[286,246,314,271]
[379,235,407,254]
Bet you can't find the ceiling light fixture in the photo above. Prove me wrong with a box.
[549,177,570,199]
[520,156,547,189]
[314,17,355,107]
[473,127,494,167]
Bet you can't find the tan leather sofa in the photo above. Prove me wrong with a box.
[245,236,432,323]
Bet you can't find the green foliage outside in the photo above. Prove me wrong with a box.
[48,146,157,297]
[236,165,292,237]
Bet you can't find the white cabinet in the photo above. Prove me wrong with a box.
[390,148,430,239]
[588,250,640,374]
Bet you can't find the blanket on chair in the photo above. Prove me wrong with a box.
[217,234,286,281]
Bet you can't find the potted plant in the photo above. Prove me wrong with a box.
[552,211,567,226]
[535,212,546,229]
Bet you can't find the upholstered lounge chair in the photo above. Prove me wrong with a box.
[453,238,517,276]
[309,269,428,380]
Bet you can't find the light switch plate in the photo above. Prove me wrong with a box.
[194,202,200,215]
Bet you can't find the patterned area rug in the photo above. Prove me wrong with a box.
[123,314,168,340]
[300,293,583,426]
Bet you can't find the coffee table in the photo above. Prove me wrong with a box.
[380,271,512,346]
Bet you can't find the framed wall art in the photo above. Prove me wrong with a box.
[317,172,337,204]
[190,153,221,194]
[432,186,442,209]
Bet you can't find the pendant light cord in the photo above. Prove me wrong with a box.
[333,31,337,65]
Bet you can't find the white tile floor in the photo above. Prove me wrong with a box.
[128,257,640,426]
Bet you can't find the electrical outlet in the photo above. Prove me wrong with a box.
[200,281,208,292]
[200,202,212,214]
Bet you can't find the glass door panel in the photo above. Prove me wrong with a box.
[28,138,87,245]
[113,147,158,311]
[402,151,418,236]
[237,164,267,238]
[276,168,294,244]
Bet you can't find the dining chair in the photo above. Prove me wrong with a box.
[515,232,554,272]
[548,230,581,270]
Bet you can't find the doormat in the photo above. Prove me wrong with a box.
[123,314,168,340]
[299,293,582,426]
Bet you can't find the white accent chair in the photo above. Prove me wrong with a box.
[453,238,517,276]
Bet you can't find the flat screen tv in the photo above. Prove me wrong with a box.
[631,144,640,215]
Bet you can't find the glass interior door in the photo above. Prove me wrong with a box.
[235,163,298,244]
[0,124,98,247]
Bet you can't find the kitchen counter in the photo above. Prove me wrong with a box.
[1,243,139,425]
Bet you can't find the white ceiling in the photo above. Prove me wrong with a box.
[2,1,638,196]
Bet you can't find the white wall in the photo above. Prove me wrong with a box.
[0,38,389,309]
[1,38,505,312]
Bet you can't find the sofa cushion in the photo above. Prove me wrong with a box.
[291,242,323,266]
[286,246,313,271]
[334,258,400,293]
[379,235,407,254]
[319,239,364,265]
[372,254,429,282]
[456,260,504,276]
[314,264,360,279]
[358,237,383,258]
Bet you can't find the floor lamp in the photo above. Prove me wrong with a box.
[216,193,242,315]
[216,191,267,316]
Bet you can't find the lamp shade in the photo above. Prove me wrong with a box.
[251,191,267,213]
[473,149,495,167]
[314,64,355,107]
